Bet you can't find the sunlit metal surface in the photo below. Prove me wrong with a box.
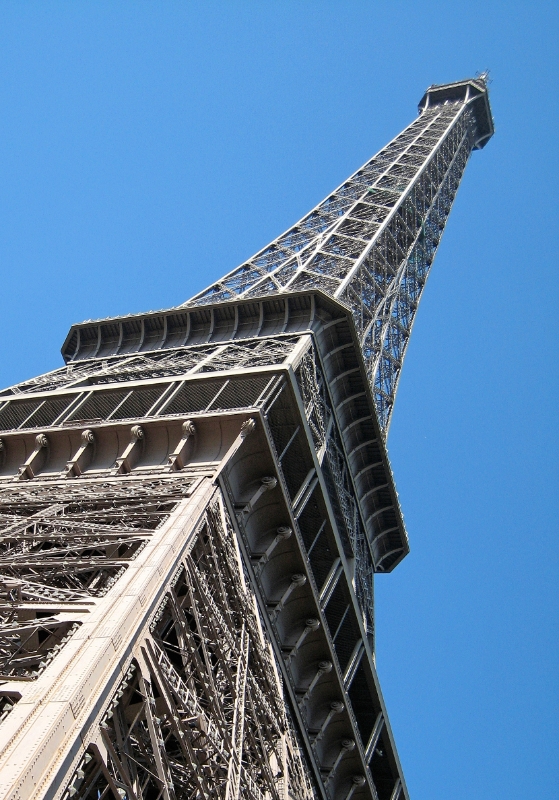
[0,78,492,800]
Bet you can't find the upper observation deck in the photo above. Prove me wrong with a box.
[418,75,494,149]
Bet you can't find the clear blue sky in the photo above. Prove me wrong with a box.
[0,3,557,797]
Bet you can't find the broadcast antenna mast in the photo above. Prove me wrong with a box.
[0,76,493,800]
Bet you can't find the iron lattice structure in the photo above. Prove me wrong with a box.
[185,75,493,430]
[0,78,492,800]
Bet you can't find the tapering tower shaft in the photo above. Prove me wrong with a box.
[0,77,493,800]
[186,77,493,430]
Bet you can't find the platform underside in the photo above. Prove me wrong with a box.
[0,314,407,799]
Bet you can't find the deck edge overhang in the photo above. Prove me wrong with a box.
[59,289,409,572]
[418,76,494,149]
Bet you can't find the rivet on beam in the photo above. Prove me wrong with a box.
[65,429,95,478]
[298,659,332,706]
[284,617,320,663]
[313,700,345,744]
[344,775,367,800]
[236,475,278,518]
[252,526,292,570]
[167,420,196,471]
[16,433,48,480]
[269,573,306,620]
[115,425,144,474]
[325,738,355,785]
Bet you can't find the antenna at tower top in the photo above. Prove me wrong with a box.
[475,69,491,85]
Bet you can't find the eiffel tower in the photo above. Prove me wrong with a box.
[0,76,493,800]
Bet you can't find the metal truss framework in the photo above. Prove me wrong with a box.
[185,76,493,430]
[69,490,315,800]
[0,348,407,799]
[0,78,493,800]
[0,336,300,398]
[0,475,315,800]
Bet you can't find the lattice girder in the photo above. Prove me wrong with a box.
[0,76,494,800]
[185,76,493,431]
[0,474,317,800]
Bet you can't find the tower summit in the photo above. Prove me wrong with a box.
[0,77,493,800]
